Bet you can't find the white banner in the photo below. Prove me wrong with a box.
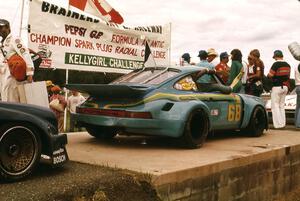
[28,0,171,73]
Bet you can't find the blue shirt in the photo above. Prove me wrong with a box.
[196,60,215,70]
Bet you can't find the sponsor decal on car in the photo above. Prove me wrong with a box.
[52,148,68,165]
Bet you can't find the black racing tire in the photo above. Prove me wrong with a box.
[181,109,209,149]
[85,125,117,139]
[0,124,41,181]
[245,106,267,137]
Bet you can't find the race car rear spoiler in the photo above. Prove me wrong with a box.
[66,84,155,99]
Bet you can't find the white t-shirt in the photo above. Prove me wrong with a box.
[241,61,248,84]
[67,94,86,113]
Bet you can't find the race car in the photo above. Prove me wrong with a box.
[0,101,68,181]
[67,66,268,149]
[265,88,297,124]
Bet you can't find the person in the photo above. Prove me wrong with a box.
[180,53,191,66]
[295,63,300,128]
[250,49,265,73]
[207,48,218,67]
[49,85,67,132]
[215,52,230,83]
[0,19,34,102]
[46,80,54,101]
[67,90,86,132]
[267,50,291,129]
[227,49,243,93]
[245,54,263,97]
[197,50,214,70]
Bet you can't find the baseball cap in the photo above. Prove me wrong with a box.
[182,53,191,60]
[207,48,218,56]
[220,52,229,59]
[273,50,283,58]
[0,19,9,27]
[198,50,208,58]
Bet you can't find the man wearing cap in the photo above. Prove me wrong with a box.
[197,50,214,70]
[267,50,291,129]
[181,53,191,66]
[215,52,230,83]
[207,48,219,67]
[0,19,34,102]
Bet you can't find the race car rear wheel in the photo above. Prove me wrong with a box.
[85,125,117,139]
[246,106,267,137]
[0,124,41,181]
[181,109,209,149]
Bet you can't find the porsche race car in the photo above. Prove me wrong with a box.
[67,66,268,149]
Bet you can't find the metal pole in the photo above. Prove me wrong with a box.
[63,69,69,132]
[19,0,25,37]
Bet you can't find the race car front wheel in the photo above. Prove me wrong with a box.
[85,125,117,139]
[181,109,209,149]
[0,124,41,181]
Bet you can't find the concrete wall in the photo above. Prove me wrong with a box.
[154,145,300,201]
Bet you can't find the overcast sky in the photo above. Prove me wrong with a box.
[1,0,300,76]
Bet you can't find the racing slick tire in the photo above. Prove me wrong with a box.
[85,125,117,139]
[0,123,41,181]
[245,106,267,137]
[181,109,209,149]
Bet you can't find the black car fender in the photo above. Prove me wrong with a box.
[0,107,59,155]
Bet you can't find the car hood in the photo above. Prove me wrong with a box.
[265,94,296,110]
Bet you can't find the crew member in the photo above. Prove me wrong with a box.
[0,19,34,102]
[267,50,291,129]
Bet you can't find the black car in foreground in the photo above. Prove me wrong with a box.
[0,101,68,181]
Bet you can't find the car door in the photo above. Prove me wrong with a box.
[195,74,243,130]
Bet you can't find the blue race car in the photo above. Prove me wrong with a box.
[67,66,268,149]
[0,101,68,181]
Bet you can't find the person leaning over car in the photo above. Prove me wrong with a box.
[267,50,291,129]
[295,63,300,128]
[0,19,34,103]
[197,50,214,70]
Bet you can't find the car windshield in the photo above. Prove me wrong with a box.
[112,68,180,85]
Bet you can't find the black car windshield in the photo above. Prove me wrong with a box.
[112,68,180,85]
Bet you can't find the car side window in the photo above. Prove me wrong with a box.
[174,75,198,91]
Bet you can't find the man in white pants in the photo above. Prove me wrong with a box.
[0,19,34,103]
[267,50,291,129]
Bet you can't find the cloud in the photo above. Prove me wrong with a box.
[1,0,300,76]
